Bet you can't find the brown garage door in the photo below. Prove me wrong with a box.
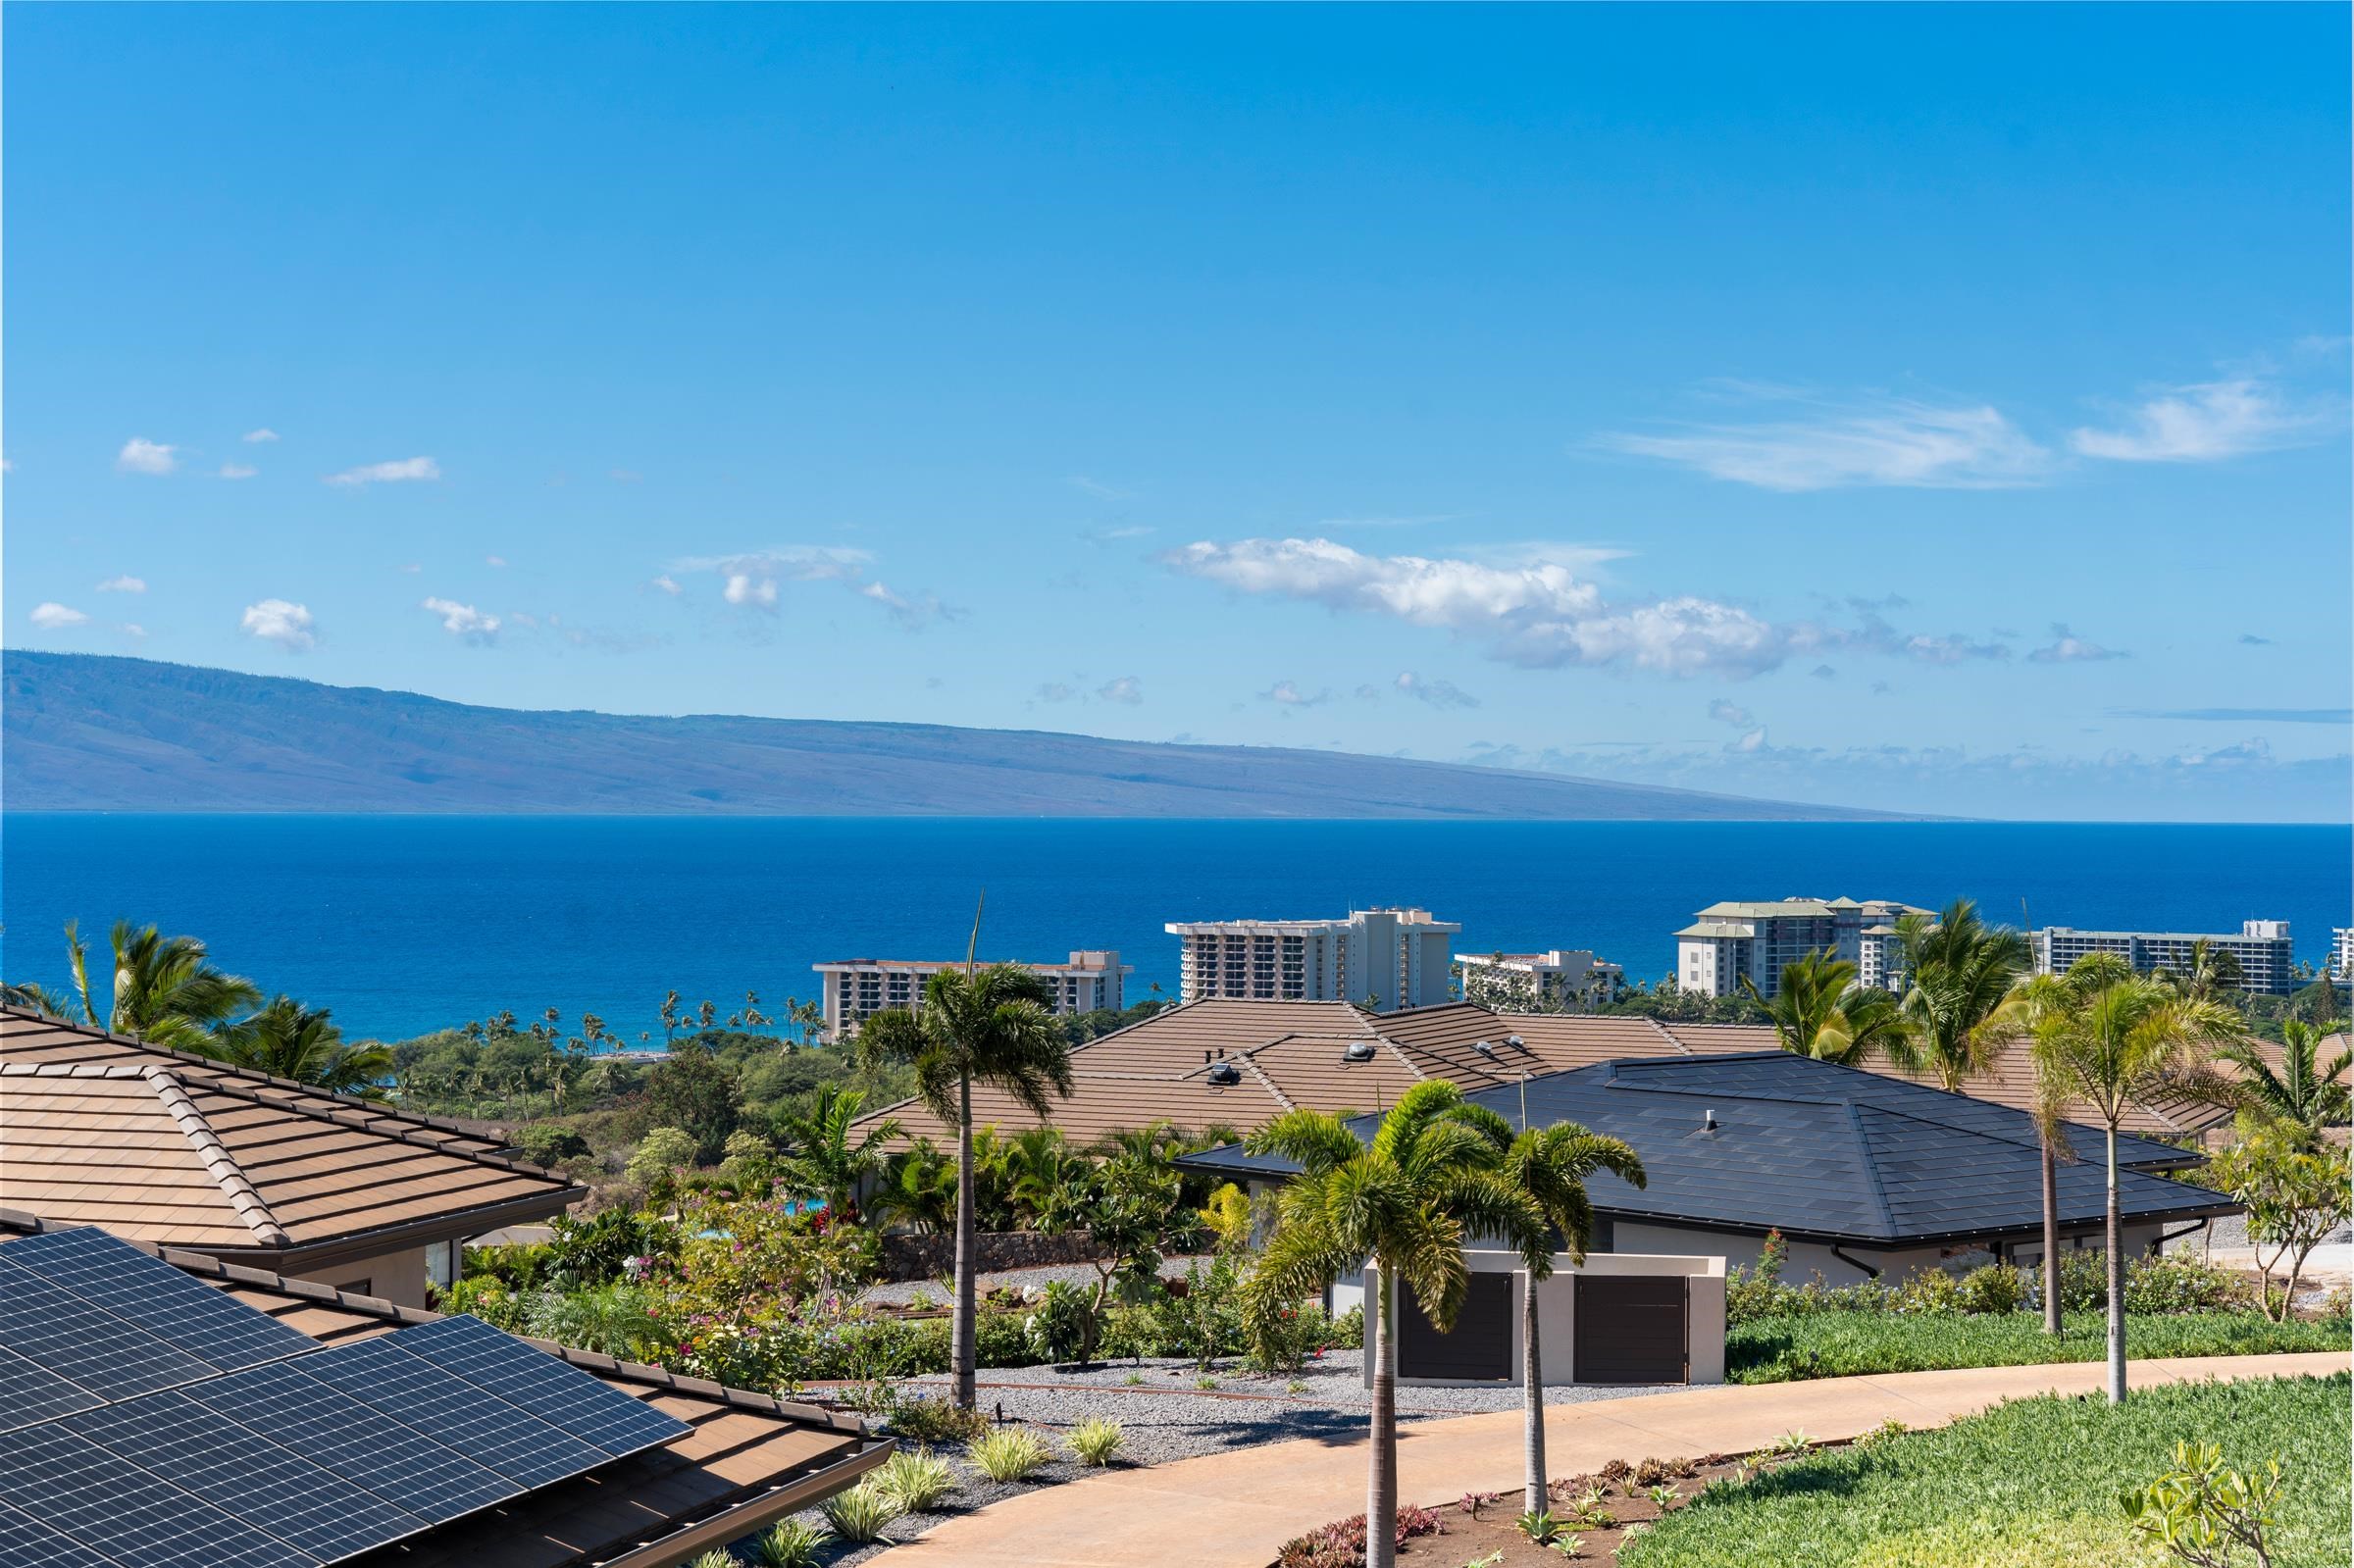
[1396,1271,1512,1382]
[1574,1275,1687,1384]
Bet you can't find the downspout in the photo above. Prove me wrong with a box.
[2153,1217,2211,1257]
[1828,1244,1882,1281]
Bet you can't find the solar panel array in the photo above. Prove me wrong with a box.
[0,1228,692,1567]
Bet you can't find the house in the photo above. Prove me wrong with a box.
[0,1006,583,1306]
[0,1212,887,1568]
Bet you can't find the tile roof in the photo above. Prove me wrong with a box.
[0,1213,885,1568]
[1181,1052,2238,1248]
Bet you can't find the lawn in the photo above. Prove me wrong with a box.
[1727,1309,2351,1383]
[1619,1373,2351,1568]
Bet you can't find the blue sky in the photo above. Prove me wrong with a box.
[5,4,2347,821]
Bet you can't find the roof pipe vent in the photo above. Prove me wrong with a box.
[1704,1107,1719,1132]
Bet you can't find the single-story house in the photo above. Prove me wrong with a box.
[0,1006,583,1305]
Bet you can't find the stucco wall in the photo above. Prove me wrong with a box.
[292,1246,429,1308]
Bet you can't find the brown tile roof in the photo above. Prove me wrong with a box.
[0,1212,886,1568]
[0,1010,582,1261]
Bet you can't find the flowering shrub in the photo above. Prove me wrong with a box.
[1275,1505,1444,1568]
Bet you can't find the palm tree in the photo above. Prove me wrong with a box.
[2219,1021,2350,1147]
[1889,900,2030,1090]
[1,980,77,1018]
[215,995,394,1095]
[773,1086,902,1215]
[1498,1123,1645,1515]
[1244,1082,1545,1568]
[1741,951,1909,1065]
[873,1138,959,1232]
[2158,937,2243,1002]
[68,920,261,1049]
[856,963,1070,1409]
[2020,952,2241,1403]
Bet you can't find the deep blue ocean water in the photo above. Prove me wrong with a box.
[2,816,2346,1043]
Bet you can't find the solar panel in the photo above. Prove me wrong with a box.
[0,1255,216,1402]
[1,1228,318,1372]
[182,1359,522,1529]
[64,1390,427,1563]
[392,1314,691,1456]
[298,1336,609,1488]
[0,1499,119,1568]
[0,1342,105,1435]
[0,1424,317,1568]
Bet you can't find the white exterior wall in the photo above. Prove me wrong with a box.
[2034,924,2298,996]
[1678,936,1741,997]
[1167,908,1459,1010]
[817,950,1130,1039]
[294,1246,431,1309]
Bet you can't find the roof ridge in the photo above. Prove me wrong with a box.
[1842,1101,1899,1241]
[140,1068,293,1247]
[1236,1054,1295,1113]
[1638,1016,1695,1056]
[179,1073,573,1184]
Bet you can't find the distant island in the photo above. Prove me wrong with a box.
[1,651,1913,820]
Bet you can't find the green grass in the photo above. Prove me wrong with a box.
[1728,1310,2349,1384]
[1620,1373,2350,1568]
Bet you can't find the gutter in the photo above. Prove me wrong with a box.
[193,1184,588,1274]
[595,1437,896,1568]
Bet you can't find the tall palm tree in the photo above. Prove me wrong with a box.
[1741,951,1910,1065]
[2158,937,2243,1002]
[215,995,394,1095]
[1498,1123,1645,1515]
[2020,952,2241,1403]
[2219,1021,2350,1147]
[773,1086,902,1215]
[1244,1082,1545,1568]
[857,962,1070,1409]
[1889,900,2030,1090]
[68,920,261,1050]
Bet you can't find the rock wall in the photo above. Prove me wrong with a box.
[879,1230,1104,1282]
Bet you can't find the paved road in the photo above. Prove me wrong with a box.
[884,1352,2349,1568]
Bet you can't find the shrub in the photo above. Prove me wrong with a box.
[686,1550,735,1568]
[819,1479,902,1543]
[1274,1506,1445,1568]
[2119,1439,2287,1568]
[873,1446,957,1512]
[627,1127,700,1193]
[513,1124,592,1168]
[749,1518,830,1568]
[543,1207,676,1290]
[1517,1508,1563,1543]
[523,1283,674,1360]
[885,1396,990,1445]
[1066,1418,1125,1467]
[968,1428,1052,1483]
[1633,1457,1689,1488]
[1023,1280,1096,1364]
[431,1274,528,1331]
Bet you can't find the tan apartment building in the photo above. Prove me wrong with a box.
[813,949,1129,1040]
[1165,906,1458,1012]
[1674,895,1929,998]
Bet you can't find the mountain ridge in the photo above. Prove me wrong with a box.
[0,651,1917,820]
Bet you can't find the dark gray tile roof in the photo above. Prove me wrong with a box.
[1179,1051,2236,1248]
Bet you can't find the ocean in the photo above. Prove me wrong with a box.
[2,815,2346,1043]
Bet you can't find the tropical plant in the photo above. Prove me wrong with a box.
[215,995,393,1094]
[772,1085,901,1214]
[65,919,262,1049]
[626,1127,699,1196]
[1889,900,2030,1091]
[819,1478,902,1543]
[2207,1130,2352,1322]
[2021,952,2241,1401]
[1741,951,1907,1066]
[2219,1021,2351,1147]
[967,1426,1052,1482]
[874,1137,960,1233]
[2158,938,2246,1003]
[1516,1508,1562,1543]
[1244,1081,1548,1568]
[749,1518,831,1568]
[873,1445,957,1512]
[1065,1417,1125,1466]
[857,955,1072,1410]
[1498,1121,1645,1514]
[2119,1439,2286,1568]
[521,1284,673,1360]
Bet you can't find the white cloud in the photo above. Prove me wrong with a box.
[422,596,501,644]
[324,456,439,486]
[1395,671,1480,710]
[1097,676,1144,705]
[1599,395,2049,491]
[218,462,257,480]
[860,580,952,630]
[119,623,148,639]
[1066,475,1135,500]
[242,429,281,443]
[724,573,781,609]
[650,574,682,595]
[397,563,423,574]
[1085,525,1156,543]
[1708,698,1755,728]
[485,555,508,568]
[240,598,316,652]
[29,602,88,630]
[95,575,147,594]
[116,438,179,476]
[673,546,951,628]
[2071,378,2328,463]
[1733,727,1767,752]
[1036,682,1079,703]
[2028,623,2127,663]
[1262,680,1334,707]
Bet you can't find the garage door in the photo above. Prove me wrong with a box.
[1574,1275,1687,1384]
[1396,1271,1512,1382]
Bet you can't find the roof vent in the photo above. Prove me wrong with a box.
[1343,1041,1377,1064]
[1505,1035,1525,1051]
[1206,1062,1243,1087]
[1471,1039,1497,1059]
[1703,1107,1719,1132]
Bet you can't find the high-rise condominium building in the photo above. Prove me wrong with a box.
[2332,927,2353,983]
[2032,921,2298,996]
[1454,949,1627,1010]
[1164,907,1459,1011]
[1673,896,1930,999]
[813,950,1129,1041]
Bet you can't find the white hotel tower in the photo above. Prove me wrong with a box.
[1164,907,1459,1012]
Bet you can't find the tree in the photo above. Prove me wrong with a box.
[642,1041,742,1162]
[1066,1150,1188,1363]
[856,962,1071,1409]
[66,920,261,1049]
[216,996,393,1095]
[2021,952,2241,1402]
[1243,1082,1545,1568]
[2158,938,2243,1002]
[1498,1122,1645,1515]
[2219,1021,2351,1147]
[1890,900,2030,1091]
[1740,951,1908,1066]
[2208,1128,2352,1321]
[772,1086,901,1216]
[659,989,682,1043]
[874,1138,959,1232]
[627,1127,699,1198]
